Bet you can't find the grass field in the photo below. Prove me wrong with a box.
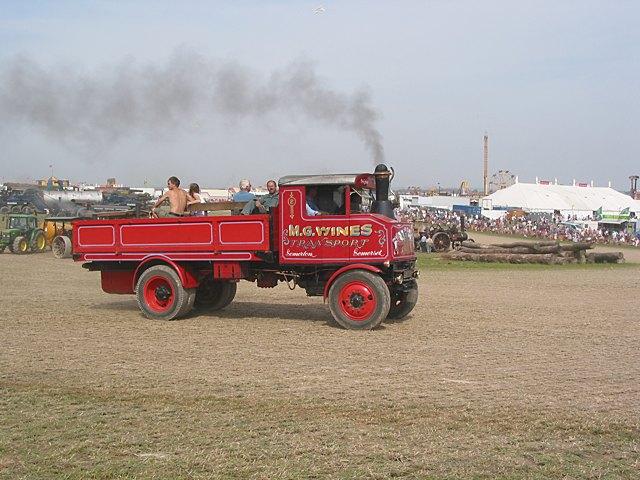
[1,251,639,479]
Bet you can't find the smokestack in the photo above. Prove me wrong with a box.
[370,164,395,219]
[630,175,639,198]
[483,134,489,195]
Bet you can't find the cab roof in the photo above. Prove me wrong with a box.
[278,173,367,187]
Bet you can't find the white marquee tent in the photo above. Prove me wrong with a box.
[483,182,640,218]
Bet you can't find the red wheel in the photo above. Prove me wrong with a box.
[328,270,390,330]
[143,275,175,312]
[135,265,192,321]
[338,281,377,321]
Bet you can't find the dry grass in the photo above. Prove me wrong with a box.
[1,252,639,478]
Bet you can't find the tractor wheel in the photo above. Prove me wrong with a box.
[194,277,237,311]
[135,265,192,321]
[11,205,21,213]
[52,235,72,259]
[387,281,419,320]
[432,232,451,252]
[328,270,390,330]
[0,206,9,213]
[12,236,29,254]
[31,231,47,253]
[22,205,34,214]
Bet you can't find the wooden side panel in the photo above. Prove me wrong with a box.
[120,222,214,248]
[73,215,270,254]
[76,225,116,247]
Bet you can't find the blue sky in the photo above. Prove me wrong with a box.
[0,0,638,190]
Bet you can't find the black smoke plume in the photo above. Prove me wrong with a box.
[0,50,384,163]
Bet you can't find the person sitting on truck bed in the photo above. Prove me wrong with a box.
[241,180,279,215]
[187,183,205,216]
[232,179,255,203]
[151,176,188,217]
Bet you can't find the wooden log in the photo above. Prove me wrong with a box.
[558,242,594,252]
[530,245,562,254]
[460,240,483,249]
[443,251,569,264]
[458,246,545,254]
[458,244,562,254]
[585,252,624,264]
[489,241,558,248]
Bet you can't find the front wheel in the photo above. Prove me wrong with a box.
[328,270,390,330]
[135,265,192,321]
[387,281,418,320]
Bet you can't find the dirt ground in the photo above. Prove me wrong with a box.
[1,248,639,478]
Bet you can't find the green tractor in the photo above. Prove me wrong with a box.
[0,214,47,254]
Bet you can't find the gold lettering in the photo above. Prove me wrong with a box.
[360,224,373,236]
[336,226,349,236]
[317,226,331,236]
[303,226,313,237]
[350,225,360,236]
[288,225,300,237]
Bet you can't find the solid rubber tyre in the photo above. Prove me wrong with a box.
[178,288,197,317]
[387,281,419,320]
[12,236,29,254]
[52,235,72,259]
[194,277,237,311]
[328,270,390,330]
[135,265,191,321]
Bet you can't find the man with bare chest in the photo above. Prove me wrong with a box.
[151,176,188,217]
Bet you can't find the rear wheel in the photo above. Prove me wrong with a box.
[328,270,390,330]
[52,235,72,259]
[194,277,237,311]
[0,206,10,213]
[135,265,191,321]
[31,231,46,252]
[432,232,451,252]
[387,281,418,320]
[12,236,29,254]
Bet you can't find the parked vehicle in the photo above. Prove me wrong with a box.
[0,214,47,254]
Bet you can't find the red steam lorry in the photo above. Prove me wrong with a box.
[73,164,418,329]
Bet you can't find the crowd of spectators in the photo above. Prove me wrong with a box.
[400,207,640,247]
